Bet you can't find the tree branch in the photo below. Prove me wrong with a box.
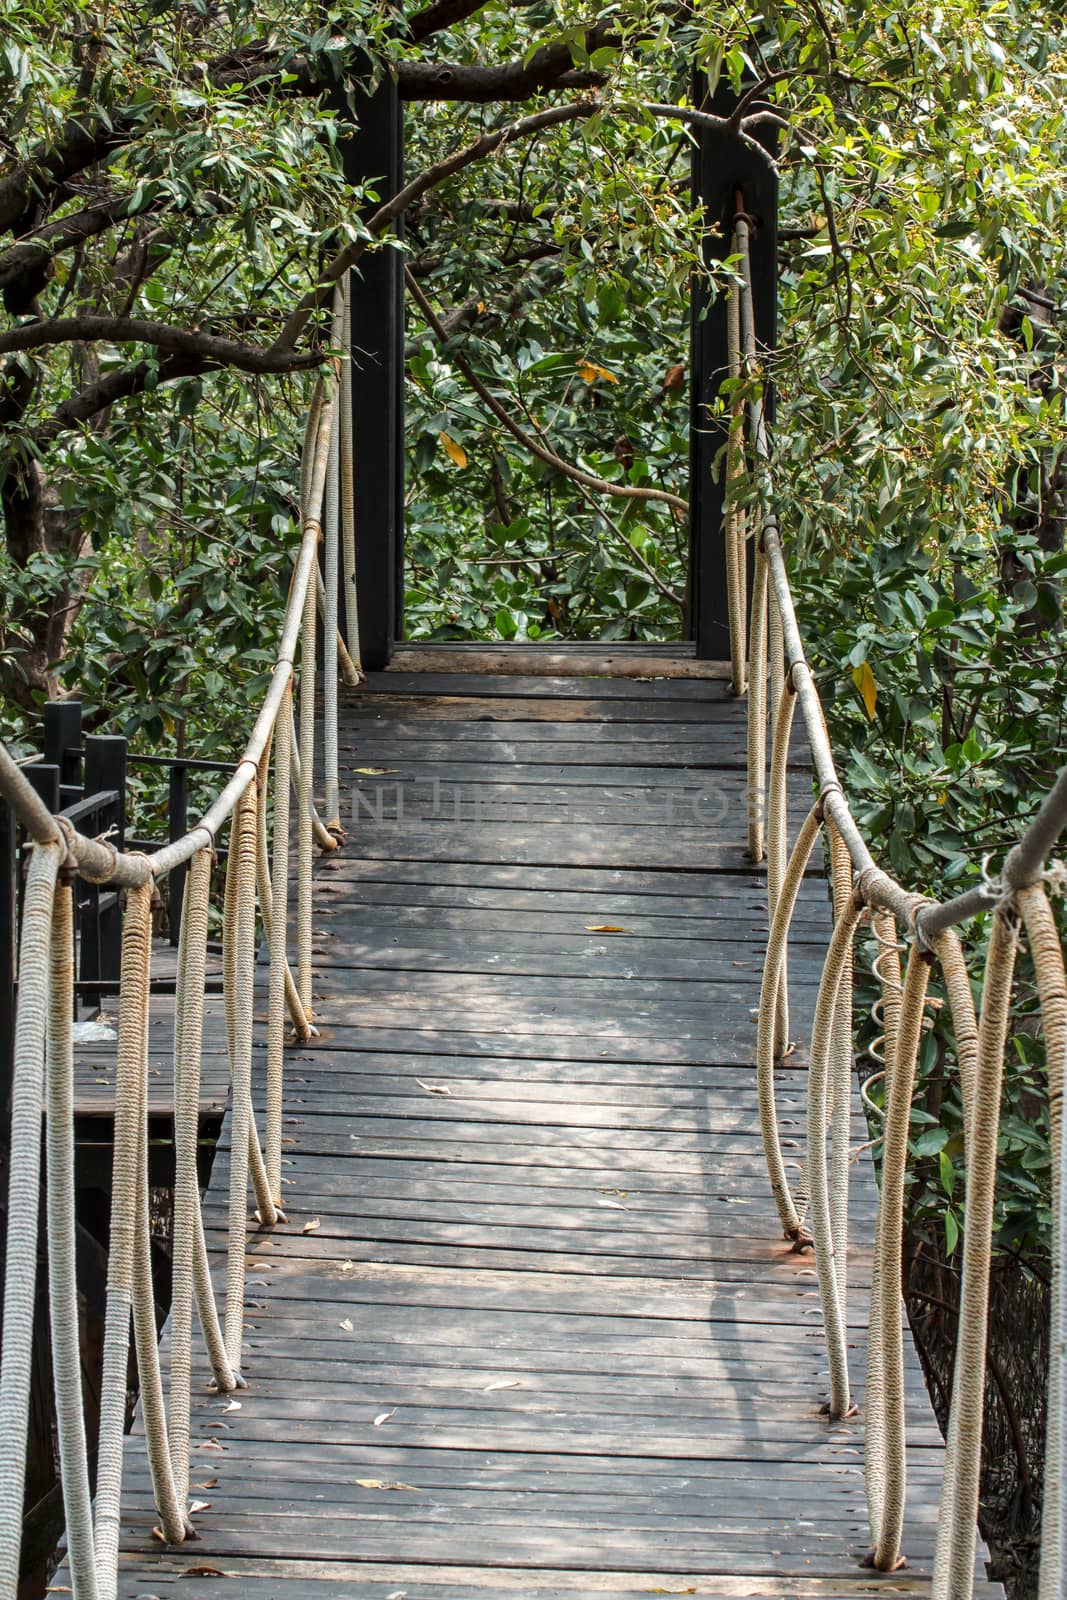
[405,265,689,516]
[0,315,323,373]
[34,352,211,444]
[275,96,753,355]
[406,0,495,44]
[273,99,600,352]
[0,192,153,306]
[398,60,607,102]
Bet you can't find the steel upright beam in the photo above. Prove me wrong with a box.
[689,84,779,659]
[334,72,405,669]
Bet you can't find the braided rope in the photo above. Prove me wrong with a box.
[339,275,362,675]
[931,906,1019,1597]
[297,555,317,1015]
[172,851,238,1443]
[0,842,60,1599]
[925,925,983,1600]
[725,264,748,696]
[806,867,862,1419]
[127,879,188,1543]
[323,285,343,828]
[223,787,258,1374]
[46,866,100,1598]
[756,804,822,1238]
[828,825,855,1321]
[1016,887,1067,1600]
[866,941,931,1571]
[267,681,294,1201]
[254,715,311,1041]
[747,547,768,863]
[862,907,901,1568]
[766,626,794,1059]
[94,880,158,1589]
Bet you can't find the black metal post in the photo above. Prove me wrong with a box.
[43,700,83,807]
[168,763,188,948]
[81,735,127,992]
[335,74,405,668]
[689,86,779,660]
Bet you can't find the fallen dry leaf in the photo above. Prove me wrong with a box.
[584,924,632,934]
[373,1408,396,1426]
[596,1198,628,1210]
[194,1440,226,1452]
[178,1567,230,1579]
[415,1079,451,1096]
[222,1400,241,1412]
[354,766,398,775]
[356,1478,419,1492]
[302,1217,321,1234]
[339,1317,354,1332]
[194,1478,217,1490]
[189,1500,211,1514]
[483,1379,521,1393]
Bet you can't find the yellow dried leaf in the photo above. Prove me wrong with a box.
[584,924,632,934]
[302,1217,320,1234]
[576,359,619,385]
[354,766,397,775]
[440,431,468,468]
[851,660,877,720]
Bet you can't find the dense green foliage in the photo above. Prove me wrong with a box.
[1,0,1065,1260]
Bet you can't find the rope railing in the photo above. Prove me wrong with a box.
[0,278,361,1600]
[727,202,1067,1595]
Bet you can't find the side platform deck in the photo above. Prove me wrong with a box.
[111,670,998,1599]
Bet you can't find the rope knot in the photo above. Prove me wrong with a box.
[76,831,121,885]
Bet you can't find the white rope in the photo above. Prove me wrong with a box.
[806,878,862,1419]
[747,547,768,862]
[931,906,1019,1597]
[323,285,343,827]
[340,274,362,674]
[766,640,794,1057]
[725,266,747,696]
[756,804,822,1238]
[1017,888,1066,1600]
[222,788,257,1375]
[0,841,60,1600]
[128,879,188,1544]
[267,682,293,1203]
[47,866,99,1597]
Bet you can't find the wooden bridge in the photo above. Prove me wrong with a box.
[6,164,1063,1600]
[96,668,997,1599]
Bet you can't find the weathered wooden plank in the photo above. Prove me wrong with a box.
[381,647,730,679]
[366,671,730,699]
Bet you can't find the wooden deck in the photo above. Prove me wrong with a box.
[112,670,999,1599]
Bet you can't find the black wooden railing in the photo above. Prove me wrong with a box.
[0,702,236,1122]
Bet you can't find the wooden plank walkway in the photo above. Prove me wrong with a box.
[112,670,1000,1599]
